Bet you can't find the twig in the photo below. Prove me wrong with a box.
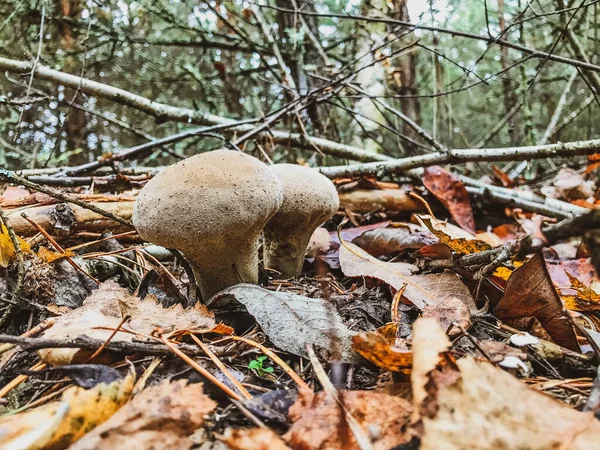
[252,3,600,73]
[0,319,54,356]
[0,169,133,228]
[20,212,100,284]
[226,335,309,390]
[0,361,46,399]
[189,334,253,400]
[157,332,242,401]
[305,344,374,450]
[54,122,256,177]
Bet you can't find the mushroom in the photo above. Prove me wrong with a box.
[264,164,339,278]
[133,149,283,299]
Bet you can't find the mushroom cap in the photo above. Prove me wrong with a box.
[268,164,339,229]
[264,164,339,277]
[133,149,283,260]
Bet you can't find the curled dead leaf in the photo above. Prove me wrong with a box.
[422,166,475,234]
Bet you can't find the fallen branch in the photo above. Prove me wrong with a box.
[6,201,134,237]
[0,169,134,228]
[0,333,218,357]
[318,139,600,178]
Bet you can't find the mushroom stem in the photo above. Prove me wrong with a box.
[189,236,260,300]
[263,229,310,278]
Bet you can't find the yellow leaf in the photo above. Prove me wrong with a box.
[0,369,135,450]
[416,215,491,255]
[0,224,30,268]
[562,272,600,313]
[37,246,74,263]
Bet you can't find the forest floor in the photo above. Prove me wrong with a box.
[0,162,599,449]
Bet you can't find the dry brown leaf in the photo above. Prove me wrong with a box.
[339,241,476,311]
[422,166,475,233]
[421,296,471,337]
[410,318,451,423]
[494,253,579,352]
[284,389,412,450]
[475,340,527,363]
[225,428,291,450]
[38,281,219,365]
[420,357,600,450]
[411,242,453,259]
[352,325,412,373]
[69,380,216,450]
[352,226,438,257]
[0,370,135,450]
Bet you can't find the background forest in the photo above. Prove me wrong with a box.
[1,0,598,174]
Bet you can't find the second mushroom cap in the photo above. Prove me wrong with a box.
[264,164,339,278]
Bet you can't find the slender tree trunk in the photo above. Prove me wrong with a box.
[498,0,519,144]
[390,0,420,146]
[57,0,88,165]
[275,0,324,134]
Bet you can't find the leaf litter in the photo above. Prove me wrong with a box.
[0,160,599,450]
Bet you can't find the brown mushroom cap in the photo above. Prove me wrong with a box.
[264,164,339,278]
[133,149,283,299]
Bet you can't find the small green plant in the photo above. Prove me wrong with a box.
[248,356,274,377]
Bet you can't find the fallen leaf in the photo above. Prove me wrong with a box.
[494,253,579,352]
[210,284,357,361]
[562,272,600,314]
[318,221,391,269]
[490,165,515,187]
[38,281,218,365]
[0,223,30,268]
[306,227,331,258]
[493,223,527,242]
[416,214,491,254]
[226,428,291,450]
[411,318,451,422]
[284,389,412,450]
[419,357,600,450]
[339,241,476,311]
[37,246,74,263]
[474,340,527,363]
[412,242,453,259]
[547,258,598,289]
[0,369,135,450]
[475,230,504,247]
[422,166,475,233]
[421,296,471,336]
[352,326,412,373]
[352,226,438,257]
[69,380,216,450]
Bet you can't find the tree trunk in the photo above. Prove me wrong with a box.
[57,0,88,165]
[390,0,421,146]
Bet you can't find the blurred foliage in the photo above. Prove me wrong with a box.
[0,0,598,171]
